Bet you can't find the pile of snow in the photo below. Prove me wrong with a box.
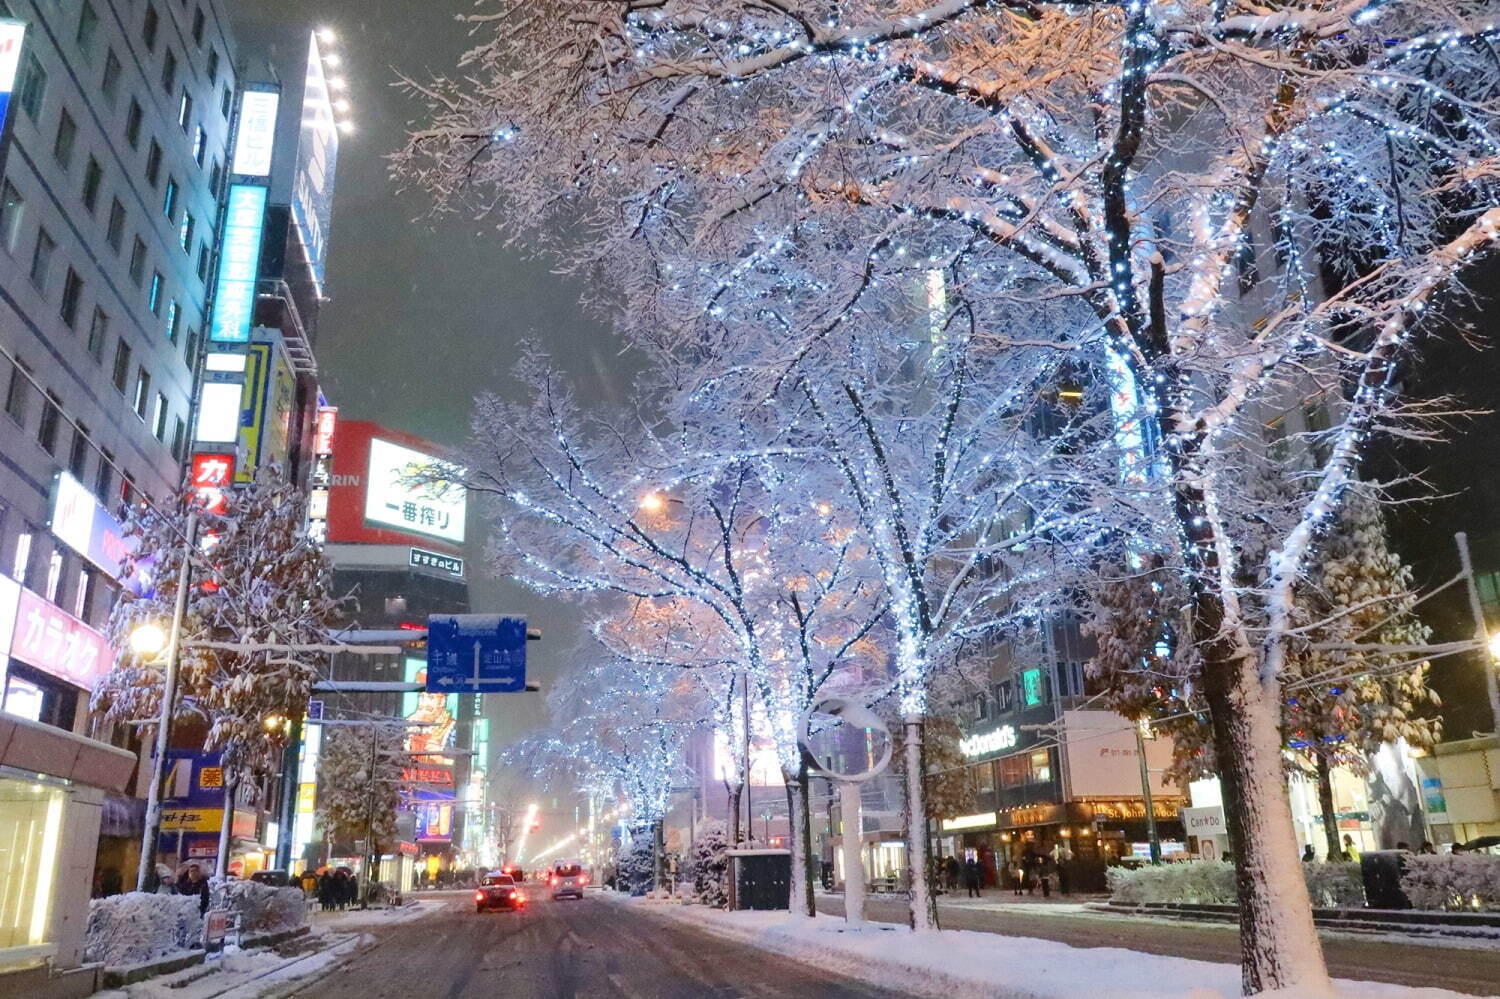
[1108,861,1363,908]
[1402,854,1500,912]
[85,892,202,967]
[212,879,306,934]
[625,902,1478,999]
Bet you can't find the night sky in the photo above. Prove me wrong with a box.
[232,1,617,759]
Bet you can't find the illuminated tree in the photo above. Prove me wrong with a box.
[403,2,1500,989]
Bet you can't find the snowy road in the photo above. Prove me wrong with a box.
[814,895,1500,996]
[296,890,903,999]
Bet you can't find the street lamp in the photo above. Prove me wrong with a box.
[129,622,167,657]
[1487,632,1500,661]
[638,493,666,514]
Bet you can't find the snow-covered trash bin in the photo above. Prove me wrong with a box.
[1401,854,1500,912]
[84,892,203,966]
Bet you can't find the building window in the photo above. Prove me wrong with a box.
[196,242,210,281]
[192,125,206,165]
[165,298,179,342]
[10,530,31,583]
[37,391,62,454]
[16,52,45,121]
[163,177,177,219]
[133,368,151,419]
[102,49,122,104]
[207,49,219,84]
[191,6,205,45]
[172,416,186,461]
[179,212,193,251]
[145,141,162,187]
[81,157,102,213]
[999,754,1027,788]
[74,568,91,618]
[44,549,62,601]
[129,237,146,285]
[59,268,84,328]
[183,326,200,371]
[994,680,1014,713]
[148,272,163,315]
[68,424,89,478]
[153,392,168,440]
[106,198,125,253]
[77,2,100,55]
[87,307,109,361]
[95,448,113,499]
[29,228,54,290]
[160,49,177,95]
[1028,749,1052,784]
[125,99,143,148]
[220,84,231,118]
[0,180,24,254]
[208,159,223,198]
[53,109,77,169]
[178,92,192,131]
[121,472,136,509]
[5,357,29,424]
[111,340,131,392]
[143,4,159,51]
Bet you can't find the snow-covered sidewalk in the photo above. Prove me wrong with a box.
[609,895,1482,999]
[94,900,445,999]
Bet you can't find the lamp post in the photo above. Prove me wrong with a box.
[135,510,198,892]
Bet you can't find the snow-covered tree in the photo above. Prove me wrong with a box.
[97,469,340,781]
[402,2,1500,989]
[690,819,731,908]
[316,723,404,863]
[1085,489,1442,859]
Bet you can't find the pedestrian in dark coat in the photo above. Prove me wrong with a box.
[318,872,334,911]
[963,858,982,898]
[944,855,961,892]
[178,863,211,914]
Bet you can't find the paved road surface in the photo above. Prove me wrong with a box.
[814,895,1500,996]
[300,890,902,999]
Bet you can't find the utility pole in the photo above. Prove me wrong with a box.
[1135,720,1161,865]
[136,511,198,893]
[1456,532,1500,738]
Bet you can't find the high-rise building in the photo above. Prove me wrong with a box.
[0,2,242,983]
[0,0,237,730]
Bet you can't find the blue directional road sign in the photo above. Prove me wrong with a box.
[425,614,528,694]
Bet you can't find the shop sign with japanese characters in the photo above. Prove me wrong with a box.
[9,586,110,689]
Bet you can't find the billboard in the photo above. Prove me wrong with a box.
[294,33,340,287]
[9,586,110,690]
[49,472,134,577]
[363,438,465,544]
[210,185,268,343]
[231,89,280,177]
[1062,710,1176,799]
[236,339,295,482]
[325,421,467,550]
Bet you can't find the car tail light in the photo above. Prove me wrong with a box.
[474,891,485,902]
[581,875,589,885]
[515,891,526,903]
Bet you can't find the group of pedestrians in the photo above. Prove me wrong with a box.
[940,845,1073,899]
[311,868,358,911]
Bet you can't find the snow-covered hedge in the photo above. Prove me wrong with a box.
[212,879,307,935]
[1400,854,1500,912]
[85,892,202,966]
[1108,861,1363,908]
[690,820,730,908]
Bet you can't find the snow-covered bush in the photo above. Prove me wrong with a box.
[1401,854,1500,912]
[85,892,202,966]
[212,880,307,935]
[690,820,730,908]
[1302,863,1366,909]
[1107,861,1237,905]
[616,834,656,896]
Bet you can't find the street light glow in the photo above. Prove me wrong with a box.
[129,623,167,657]
[639,493,665,513]
[1488,632,1500,660]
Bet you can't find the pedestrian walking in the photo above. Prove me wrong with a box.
[963,857,981,898]
[1341,834,1360,862]
[178,863,210,915]
[944,855,961,893]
